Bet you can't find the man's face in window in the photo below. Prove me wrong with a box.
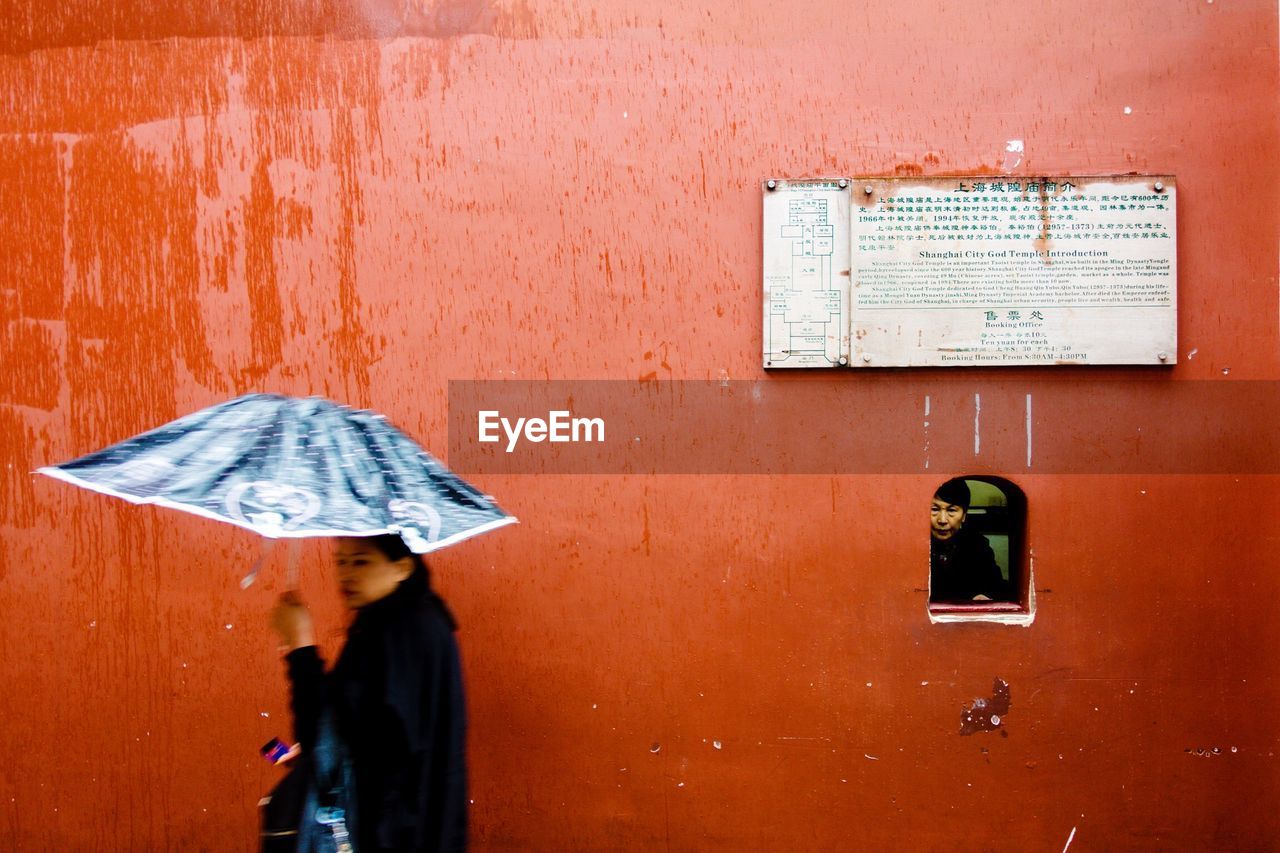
[930,497,966,541]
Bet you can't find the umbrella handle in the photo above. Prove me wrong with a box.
[239,538,279,589]
[285,539,302,589]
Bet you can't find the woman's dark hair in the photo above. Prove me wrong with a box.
[933,477,971,510]
[364,532,417,563]
[364,533,430,595]
[359,533,458,628]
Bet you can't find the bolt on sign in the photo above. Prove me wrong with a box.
[762,175,1177,367]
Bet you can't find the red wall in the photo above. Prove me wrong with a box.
[2,1,1278,848]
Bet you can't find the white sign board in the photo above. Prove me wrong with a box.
[851,175,1176,366]
[762,175,1177,367]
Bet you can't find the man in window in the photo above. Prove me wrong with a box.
[929,478,1010,604]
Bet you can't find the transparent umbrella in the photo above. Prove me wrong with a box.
[38,393,516,582]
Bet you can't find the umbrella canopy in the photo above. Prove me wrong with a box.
[38,393,516,554]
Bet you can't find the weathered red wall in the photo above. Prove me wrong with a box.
[2,0,1278,848]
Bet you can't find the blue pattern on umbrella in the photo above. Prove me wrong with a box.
[38,394,516,554]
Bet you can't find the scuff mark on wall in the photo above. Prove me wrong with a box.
[960,677,1010,736]
[0,0,513,54]
[973,392,981,456]
[243,154,285,377]
[1001,139,1024,173]
[1025,393,1032,468]
[326,107,374,401]
[923,394,931,470]
[0,409,42,528]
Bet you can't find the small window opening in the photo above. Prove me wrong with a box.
[929,476,1028,616]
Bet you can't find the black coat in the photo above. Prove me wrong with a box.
[286,568,468,852]
[929,530,1008,603]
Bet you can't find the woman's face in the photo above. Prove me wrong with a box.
[930,498,966,541]
[333,537,413,609]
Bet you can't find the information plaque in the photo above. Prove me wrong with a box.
[852,175,1176,366]
[762,179,851,367]
[762,175,1177,367]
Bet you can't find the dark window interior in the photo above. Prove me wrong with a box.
[929,476,1028,614]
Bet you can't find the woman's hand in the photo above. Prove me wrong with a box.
[270,590,316,652]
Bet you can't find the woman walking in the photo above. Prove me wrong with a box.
[270,535,468,852]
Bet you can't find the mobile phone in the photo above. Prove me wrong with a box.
[260,737,290,764]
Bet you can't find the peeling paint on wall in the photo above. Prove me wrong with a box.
[960,678,1011,736]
